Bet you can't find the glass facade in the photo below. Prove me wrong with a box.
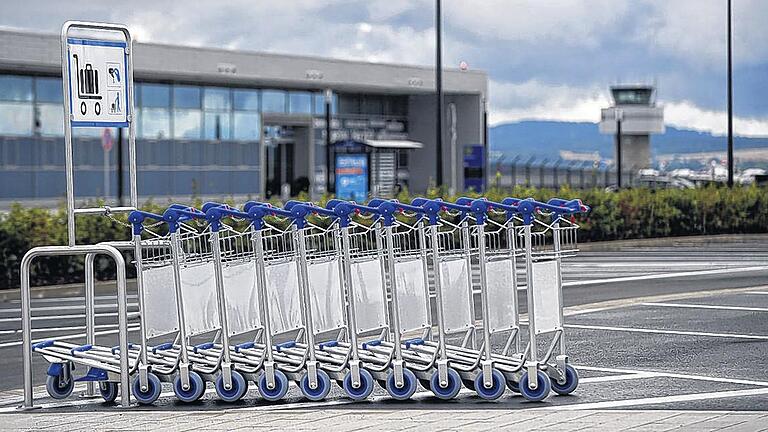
[0,72,412,202]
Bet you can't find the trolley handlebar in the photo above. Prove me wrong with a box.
[505,198,590,224]
[162,206,206,233]
[366,198,438,226]
[127,210,165,235]
[325,199,384,227]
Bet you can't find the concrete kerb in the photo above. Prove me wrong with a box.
[0,408,766,431]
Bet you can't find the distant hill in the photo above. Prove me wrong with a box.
[489,120,768,160]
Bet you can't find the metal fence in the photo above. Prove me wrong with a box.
[488,158,642,189]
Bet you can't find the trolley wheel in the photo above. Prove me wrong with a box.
[462,379,476,391]
[342,368,374,401]
[519,370,551,402]
[299,369,331,401]
[132,372,162,405]
[429,368,462,400]
[257,370,289,402]
[99,381,119,403]
[507,379,520,393]
[45,374,74,400]
[215,370,247,402]
[551,364,579,396]
[473,369,506,401]
[173,371,206,403]
[385,368,418,400]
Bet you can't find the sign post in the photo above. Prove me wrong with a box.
[61,21,137,247]
[59,21,137,408]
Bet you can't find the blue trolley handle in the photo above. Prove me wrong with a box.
[127,210,166,235]
[285,200,349,228]
[367,198,437,226]
[456,197,523,224]
[162,205,207,233]
[507,198,589,225]
[325,199,384,226]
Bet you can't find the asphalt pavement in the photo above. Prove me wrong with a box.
[0,234,767,417]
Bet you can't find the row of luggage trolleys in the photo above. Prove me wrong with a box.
[32,196,589,405]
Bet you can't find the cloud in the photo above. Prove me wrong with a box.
[488,80,610,124]
[663,100,768,137]
[1,0,767,135]
[489,79,768,138]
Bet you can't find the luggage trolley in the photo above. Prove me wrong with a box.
[323,199,435,400]
[398,198,525,400]
[511,197,589,401]
[429,197,528,400]
[238,201,351,401]
[358,198,474,400]
[128,206,237,403]
[187,202,292,402]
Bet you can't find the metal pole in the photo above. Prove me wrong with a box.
[117,127,124,206]
[483,99,488,192]
[61,25,76,247]
[84,253,96,397]
[435,0,444,188]
[727,0,734,187]
[324,89,333,194]
[616,112,623,189]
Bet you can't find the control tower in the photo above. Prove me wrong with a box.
[599,85,664,172]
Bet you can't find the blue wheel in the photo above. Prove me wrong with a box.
[473,369,506,401]
[342,368,374,401]
[299,369,331,401]
[173,371,206,403]
[429,368,461,400]
[519,370,551,402]
[551,364,579,395]
[386,368,418,400]
[132,372,162,405]
[215,370,247,402]
[45,374,74,399]
[507,379,520,393]
[258,370,289,401]
[99,381,119,403]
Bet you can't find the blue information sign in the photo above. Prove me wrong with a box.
[336,154,368,202]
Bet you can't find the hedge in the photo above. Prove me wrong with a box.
[1,185,766,289]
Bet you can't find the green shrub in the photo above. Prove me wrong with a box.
[1,185,766,289]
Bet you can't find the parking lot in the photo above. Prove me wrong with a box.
[0,235,766,427]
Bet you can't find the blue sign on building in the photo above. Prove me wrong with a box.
[463,144,485,192]
[335,154,368,202]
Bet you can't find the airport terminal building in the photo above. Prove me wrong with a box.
[0,28,487,207]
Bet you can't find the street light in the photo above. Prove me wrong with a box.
[727,0,734,187]
[615,108,624,189]
[435,0,444,188]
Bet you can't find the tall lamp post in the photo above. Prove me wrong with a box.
[615,109,624,189]
[726,0,734,187]
[435,0,444,188]
[324,88,333,194]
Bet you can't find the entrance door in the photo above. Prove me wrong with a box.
[261,119,313,199]
[265,141,295,199]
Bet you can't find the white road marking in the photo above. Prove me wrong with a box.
[642,302,768,313]
[0,304,139,315]
[562,265,768,287]
[6,295,138,304]
[746,291,768,295]
[0,325,141,348]
[0,322,138,336]
[557,387,768,410]
[566,324,768,341]
[574,365,768,387]
[0,312,138,324]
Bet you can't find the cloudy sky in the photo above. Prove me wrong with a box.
[1,0,766,136]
